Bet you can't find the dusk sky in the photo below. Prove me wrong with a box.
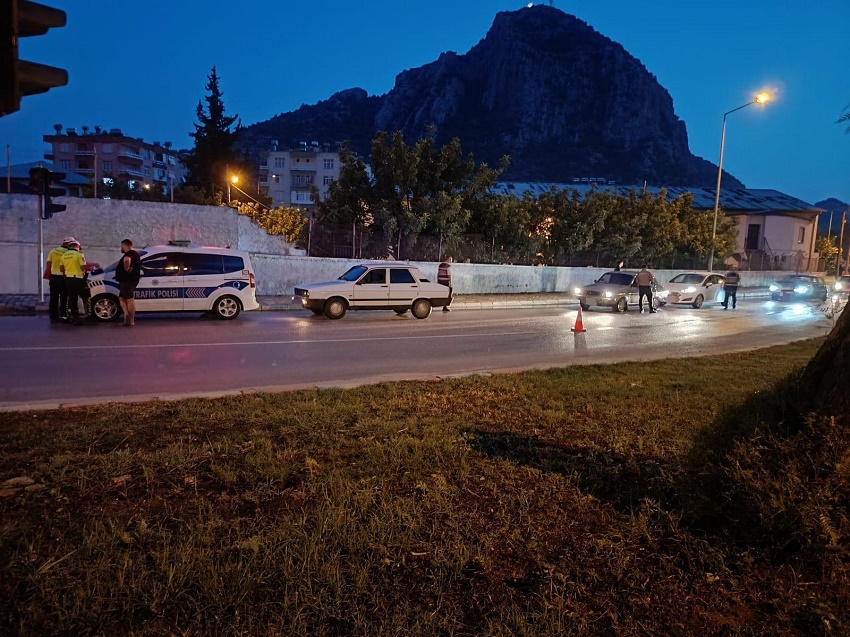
[2,0,848,205]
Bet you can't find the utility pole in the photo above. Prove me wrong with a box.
[837,212,847,278]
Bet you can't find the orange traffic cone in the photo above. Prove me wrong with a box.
[571,305,587,333]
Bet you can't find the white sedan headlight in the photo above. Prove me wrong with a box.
[835,282,843,291]
[682,286,696,294]
[769,284,780,292]
[604,291,613,298]
[574,287,582,295]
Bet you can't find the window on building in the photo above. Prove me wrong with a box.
[60,160,71,170]
[274,157,285,168]
[292,191,314,203]
[323,175,334,186]
[273,175,280,183]
[798,227,806,244]
[102,144,113,153]
[324,158,334,170]
[144,167,150,176]
[291,172,315,188]
[59,143,72,152]
[102,160,113,172]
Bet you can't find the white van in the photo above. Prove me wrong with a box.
[87,244,259,321]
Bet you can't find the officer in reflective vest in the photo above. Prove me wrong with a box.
[60,240,87,325]
[437,256,453,312]
[46,236,74,322]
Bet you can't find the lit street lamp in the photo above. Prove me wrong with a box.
[707,91,772,272]
[227,174,239,204]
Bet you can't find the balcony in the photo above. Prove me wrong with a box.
[75,150,95,156]
[117,149,143,161]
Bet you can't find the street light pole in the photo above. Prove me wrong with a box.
[707,92,771,272]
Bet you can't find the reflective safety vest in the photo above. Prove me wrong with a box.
[47,246,68,276]
[61,249,87,277]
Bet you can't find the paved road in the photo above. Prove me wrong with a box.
[0,301,834,410]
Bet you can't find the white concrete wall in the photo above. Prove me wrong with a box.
[0,193,303,294]
[253,259,786,296]
[0,193,805,296]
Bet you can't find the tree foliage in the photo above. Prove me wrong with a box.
[183,67,242,198]
[315,131,739,265]
[236,202,307,244]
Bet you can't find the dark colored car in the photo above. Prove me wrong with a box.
[769,275,829,302]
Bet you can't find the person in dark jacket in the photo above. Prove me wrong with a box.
[722,266,741,309]
[437,256,453,312]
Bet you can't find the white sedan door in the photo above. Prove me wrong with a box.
[351,267,390,308]
[388,267,419,305]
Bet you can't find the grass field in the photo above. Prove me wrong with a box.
[1,337,847,636]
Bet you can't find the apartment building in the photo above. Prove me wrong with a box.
[260,141,341,212]
[43,125,187,195]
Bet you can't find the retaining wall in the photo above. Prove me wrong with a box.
[1,193,804,296]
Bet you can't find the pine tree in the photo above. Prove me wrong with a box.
[183,66,241,198]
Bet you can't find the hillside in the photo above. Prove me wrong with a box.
[237,5,741,187]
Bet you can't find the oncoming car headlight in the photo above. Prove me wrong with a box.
[574,287,582,295]
[794,285,808,294]
[836,282,843,291]
[769,284,780,292]
[604,291,613,298]
[682,286,696,294]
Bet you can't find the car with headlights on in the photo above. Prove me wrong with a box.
[293,263,451,319]
[834,275,850,297]
[574,270,668,312]
[769,274,829,302]
[665,272,726,309]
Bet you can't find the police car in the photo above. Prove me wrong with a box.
[87,243,259,321]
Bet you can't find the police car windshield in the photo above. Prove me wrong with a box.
[103,250,147,272]
[339,265,368,281]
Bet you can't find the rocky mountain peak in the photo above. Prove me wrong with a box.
[239,5,739,188]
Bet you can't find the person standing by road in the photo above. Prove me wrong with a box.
[722,266,741,310]
[115,238,141,326]
[635,264,656,313]
[437,256,453,312]
[46,237,73,322]
[60,240,87,325]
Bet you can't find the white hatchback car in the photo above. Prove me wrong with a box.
[665,272,726,309]
[87,244,259,321]
[294,263,451,319]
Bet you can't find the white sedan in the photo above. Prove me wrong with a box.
[665,272,726,309]
[293,263,452,319]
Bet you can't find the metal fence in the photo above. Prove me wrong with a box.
[301,223,822,272]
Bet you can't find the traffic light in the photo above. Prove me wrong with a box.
[1,1,68,116]
[28,166,66,218]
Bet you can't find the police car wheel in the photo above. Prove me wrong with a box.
[213,295,241,320]
[91,294,120,322]
[324,297,347,320]
[411,298,432,319]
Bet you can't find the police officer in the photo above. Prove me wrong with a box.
[60,240,87,325]
[46,236,74,322]
[635,264,656,313]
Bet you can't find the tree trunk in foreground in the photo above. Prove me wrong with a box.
[797,302,850,422]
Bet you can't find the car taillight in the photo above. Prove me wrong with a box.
[249,273,256,289]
